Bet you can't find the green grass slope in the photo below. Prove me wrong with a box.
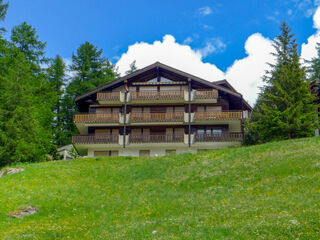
[0,137,320,239]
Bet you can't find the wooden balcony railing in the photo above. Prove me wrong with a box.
[195,132,243,142]
[194,111,242,120]
[97,92,120,101]
[130,112,184,122]
[131,91,184,101]
[130,133,184,143]
[72,134,119,144]
[194,90,218,99]
[73,113,119,123]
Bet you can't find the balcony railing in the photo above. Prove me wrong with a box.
[131,91,184,101]
[130,133,184,143]
[194,111,242,120]
[96,92,120,101]
[130,112,184,122]
[195,132,243,142]
[194,90,218,99]
[72,134,119,144]
[73,113,119,123]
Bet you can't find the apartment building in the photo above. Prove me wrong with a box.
[72,62,252,157]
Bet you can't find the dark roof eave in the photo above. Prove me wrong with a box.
[74,62,252,111]
[75,62,160,102]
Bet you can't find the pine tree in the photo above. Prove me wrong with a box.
[0,46,52,166]
[60,41,119,145]
[47,55,67,146]
[307,43,320,81]
[0,0,9,33]
[125,60,138,74]
[245,22,317,143]
[11,22,47,65]
[306,42,320,132]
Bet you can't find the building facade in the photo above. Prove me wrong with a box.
[73,62,252,157]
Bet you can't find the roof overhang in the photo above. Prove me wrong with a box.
[75,62,252,111]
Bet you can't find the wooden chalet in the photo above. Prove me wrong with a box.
[73,62,252,157]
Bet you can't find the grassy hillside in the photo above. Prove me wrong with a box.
[0,137,320,239]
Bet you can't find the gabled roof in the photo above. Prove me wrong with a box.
[75,61,252,110]
[214,79,238,92]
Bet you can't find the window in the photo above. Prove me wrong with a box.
[206,129,212,135]
[94,151,108,157]
[213,129,222,136]
[94,151,118,157]
[110,151,119,156]
[148,78,157,83]
[197,129,205,135]
[165,149,176,155]
[160,77,173,83]
[139,150,150,157]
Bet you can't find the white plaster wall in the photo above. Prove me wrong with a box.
[85,142,240,158]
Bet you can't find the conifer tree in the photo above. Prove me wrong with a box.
[47,55,67,146]
[0,0,8,33]
[60,41,119,145]
[307,43,320,81]
[306,42,320,132]
[11,22,47,65]
[245,22,317,143]
[0,47,52,166]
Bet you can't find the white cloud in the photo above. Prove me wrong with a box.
[116,34,272,105]
[266,15,280,24]
[292,0,320,17]
[225,34,275,104]
[183,37,193,45]
[203,24,213,29]
[197,38,226,57]
[63,57,76,79]
[116,34,224,83]
[116,6,320,105]
[301,6,320,61]
[197,6,212,16]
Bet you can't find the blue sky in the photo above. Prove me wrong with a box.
[3,0,320,103]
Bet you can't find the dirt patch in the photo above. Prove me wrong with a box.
[0,168,24,178]
[8,206,38,218]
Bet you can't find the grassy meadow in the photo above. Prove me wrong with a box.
[0,137,320,239]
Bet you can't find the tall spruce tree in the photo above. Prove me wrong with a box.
[11,22,47,65]
[306,42,320,133]
[307,43,320,80]
[47,55,67,146]
[0,19,57,166]
[245,22,317,143]
[60,41,119,145]
[0,46,53,166]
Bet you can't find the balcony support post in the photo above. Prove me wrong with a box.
[188,78,191,147]
[157,66,160,92]
[123,80,128,148]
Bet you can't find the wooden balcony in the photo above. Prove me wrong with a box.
[130,133,184,143]
[194,111,243,120]
[130,112,184,122]
[96,92,120,101]
[131,91,184,101]
[195,132,243,142]
[73,113,119,123]
[72,134,119,144]
[194,90,218,99]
